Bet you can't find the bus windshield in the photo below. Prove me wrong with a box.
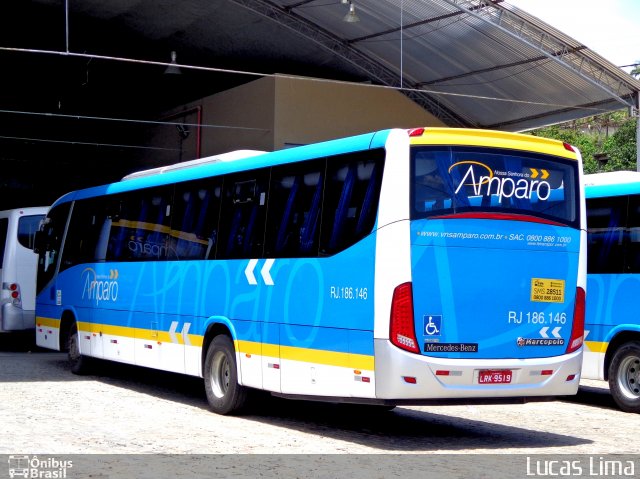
[411,146,579,228]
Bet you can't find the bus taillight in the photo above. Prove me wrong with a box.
[390,282,420,354]
[566,287,585,354]
[8,283,21,304]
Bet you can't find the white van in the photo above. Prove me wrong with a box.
[0,207,48,332]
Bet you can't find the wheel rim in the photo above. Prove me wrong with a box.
[616,354,640,400]
[209,351,230,399]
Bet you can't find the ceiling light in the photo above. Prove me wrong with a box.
[164,51,182,75]
[341,0,349,4]
[343,2,360,22]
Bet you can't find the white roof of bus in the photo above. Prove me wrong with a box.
[584,171,640,187]
[0,206,49,218]
[122,150,266,181]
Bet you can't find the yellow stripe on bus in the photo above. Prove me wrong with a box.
[282,345,374,371]
[75,322,202,346]
[78,322,135,339]
[237,340,373,370]
[36,317,61,328]
[236,339,263,356]
[585,340,608,353]
[45,320,372,369]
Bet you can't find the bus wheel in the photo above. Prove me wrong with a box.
[203,335,247,415]
[608,341,640,413]
[67,322,91,375]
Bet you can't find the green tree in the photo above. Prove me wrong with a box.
[631,61,640,78]
[601,116,638,172]
[530,124,598,172]
[527,111,637,174]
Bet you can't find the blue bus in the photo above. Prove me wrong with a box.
[34,128,586,415]
[584,171,640,413]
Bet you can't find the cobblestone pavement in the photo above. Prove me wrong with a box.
[0,333,632,459]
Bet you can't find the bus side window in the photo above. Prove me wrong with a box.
[320,151,384,255]
[60,199,110,270]
[265,159,324,257]
[107,188,173,262]
[170,178,222,260]
[414,156,449,212]
[217,171,269,259]
[625,194,640,273]
[586,196,627,274]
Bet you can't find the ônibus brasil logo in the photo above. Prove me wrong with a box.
[8,455,73,478]
[449,161,552,204]
[81,267,119,306]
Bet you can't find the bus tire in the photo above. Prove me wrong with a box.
[67,322,92,375]
[203,335,248,415]
[608,341,640,413]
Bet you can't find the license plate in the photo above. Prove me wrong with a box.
[478,369,512,384]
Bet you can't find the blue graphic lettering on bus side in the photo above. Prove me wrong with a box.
[81,268,120,306]
[586,273,640,344]
[49,231,378,357]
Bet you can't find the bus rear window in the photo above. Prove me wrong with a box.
[0,218,7,265]
[411,146,579,228]
[17,215,45,250]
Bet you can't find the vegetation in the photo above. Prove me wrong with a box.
[528,110,638,174]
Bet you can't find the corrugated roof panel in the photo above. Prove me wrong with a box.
[26,0,640,131]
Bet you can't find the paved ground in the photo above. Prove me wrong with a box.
[0,333,636,478]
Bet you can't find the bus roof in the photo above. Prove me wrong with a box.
[409,127,578,160]
[50,129,393,207]
[0,206,49,219]
[48,126,581,209]
[122,150,267,180]
[584,171,640,198]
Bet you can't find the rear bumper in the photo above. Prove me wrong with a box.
[374,339,582,399]
[0,303,35,332]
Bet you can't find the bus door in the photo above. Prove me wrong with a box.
[35,203,71,350]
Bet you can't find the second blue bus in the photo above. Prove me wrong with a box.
[584,171,640,413]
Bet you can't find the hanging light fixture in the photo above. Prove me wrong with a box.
[343,2,360,23]
[164,51,182,75]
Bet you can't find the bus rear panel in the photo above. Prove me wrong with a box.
[1,207,48,332]
[375,129,585,400]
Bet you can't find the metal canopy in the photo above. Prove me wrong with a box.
[2,0,639,132]
[246,0,640,130]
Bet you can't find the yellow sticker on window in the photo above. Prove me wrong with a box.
[531,278,565,303]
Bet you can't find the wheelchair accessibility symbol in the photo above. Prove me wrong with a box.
[423,315,442,336]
